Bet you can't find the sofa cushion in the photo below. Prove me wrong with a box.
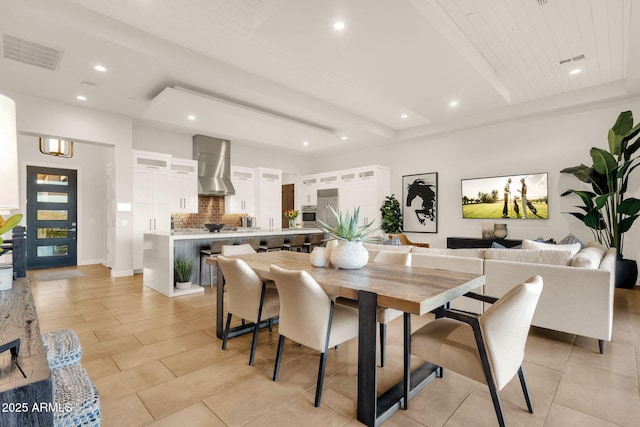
[410,247,485,259]
[571,247,604,269]
[521,239,581,257]
[484,249,573,266]
[363,243,412,253]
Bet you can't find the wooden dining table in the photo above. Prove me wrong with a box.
[216,250,485,427]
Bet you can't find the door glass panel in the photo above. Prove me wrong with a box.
[37,244,69,257]
[37,191,68,203]
[36,173,69,186]
[37,228,69,239]
[37,210,68,220]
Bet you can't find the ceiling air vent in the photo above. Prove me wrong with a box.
[559,54,585,66]
[2,34,63,71]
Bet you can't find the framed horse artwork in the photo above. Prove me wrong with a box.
[402,172,438,233]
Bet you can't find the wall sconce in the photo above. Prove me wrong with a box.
[39,137,74,158]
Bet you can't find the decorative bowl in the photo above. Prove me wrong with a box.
[204,223,225,232]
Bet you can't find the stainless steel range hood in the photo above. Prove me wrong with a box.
[193,135,236,196]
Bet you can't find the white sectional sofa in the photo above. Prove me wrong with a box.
[363,240,616,353]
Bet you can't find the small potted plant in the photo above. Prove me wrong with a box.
[174,257,193,289]
[379,194,403,234]
[316,206,378,269]
[0,213,23,291]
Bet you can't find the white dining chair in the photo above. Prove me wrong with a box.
[411,276,543,427]
[221,243,256,256]
[270,264,359,407]
[217,256,280,366]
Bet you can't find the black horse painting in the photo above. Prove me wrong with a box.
[406,179,436,225]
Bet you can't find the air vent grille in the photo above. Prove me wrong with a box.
[2,34,63,71]
[559,54,585,65]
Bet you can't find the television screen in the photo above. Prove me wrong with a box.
[461,173,548,219]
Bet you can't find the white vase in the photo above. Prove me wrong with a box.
[310,247,327,267]
[325,239,338,265]
[330,241,369,269]
[0,264,13,291]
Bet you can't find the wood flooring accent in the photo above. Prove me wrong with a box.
[29,264,640,426]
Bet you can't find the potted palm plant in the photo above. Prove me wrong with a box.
[174,257,193,289]
[316,206,378,269]
[0,213,23,290]
[561,110,640,288]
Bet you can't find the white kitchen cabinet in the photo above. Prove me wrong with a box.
[301,176,318,205]
[254,168,282,229]
[132,150,172,271]
[225,166,255,214]
[169,158,198,213]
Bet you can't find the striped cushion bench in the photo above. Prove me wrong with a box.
[51,364,101,427]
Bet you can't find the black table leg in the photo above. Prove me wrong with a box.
[216,269,225,338]
[357,290,378,427]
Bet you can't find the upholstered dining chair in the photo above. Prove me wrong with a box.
[217,256,280,366]
[411,275,543,427]
[372,250,411,367]
[270,265,359,407]
[302,233,324,253]
[259,236,285,252]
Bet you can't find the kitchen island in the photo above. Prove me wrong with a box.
[142,228,323,297]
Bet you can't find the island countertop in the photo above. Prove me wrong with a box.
[142,228,324,297]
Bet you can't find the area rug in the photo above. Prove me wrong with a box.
[33,270,85,282]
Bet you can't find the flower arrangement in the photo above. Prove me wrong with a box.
[284,209,299,219]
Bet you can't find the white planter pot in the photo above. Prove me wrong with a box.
[330,241,369,270]
[0,264,13,291]
[325,239,338,265]
[176,281,192,290]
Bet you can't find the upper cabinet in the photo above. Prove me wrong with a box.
[300,165,390,228]
[168,158,198,213]
[254,168,282,229]
[225,166,255,214]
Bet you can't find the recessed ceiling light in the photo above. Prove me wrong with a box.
[449,100,459,107]
[333,21,345,31]
[187,115,196,121]
[400,114,408,119]
[302,141,309,146]
[569,68,582,75]
[341,136,348,140]
[76,95,87,101]
[94,65,107,72]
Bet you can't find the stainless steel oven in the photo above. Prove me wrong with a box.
[301,205,317,227]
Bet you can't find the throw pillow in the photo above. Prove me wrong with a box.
[491,241,506,249]
[571,247,604,269]
[559,233,585,248]
[521,239,581,257]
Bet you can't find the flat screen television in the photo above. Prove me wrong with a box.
[461,172,548,219]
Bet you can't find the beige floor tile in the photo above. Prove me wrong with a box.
[94,360,176,403]
[444,393,544,427]
[242,396,351,427]
[100,393,154,427]
[82,356,121,380]
[523,327,574,371]
[554,360,640,426]
[93,314,187,342]
[160,342,238,377]
[570,336,638,377]
[544,404,619,427]
[148,402,226,426]
[138,355,254,419]
[111,331,213,370]
[82,335,143,363]
[134,317,213,345]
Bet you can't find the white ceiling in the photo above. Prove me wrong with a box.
[1,0,638,156]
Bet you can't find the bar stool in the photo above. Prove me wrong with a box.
[258,236,285,252]
[303,233,324,253]
[241,238,260,251]
[41,328,82,369]
[282,234,305,251]
[200,239,233,286]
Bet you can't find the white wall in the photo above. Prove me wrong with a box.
[315,99,640,266]
[17,135,110,265]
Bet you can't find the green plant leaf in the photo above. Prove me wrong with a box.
[619,198,640,216]
[0,214,23,235]
[609,111,633,155]
[560,164,596,184]
[618,215,639,234]
[591,147,617,177]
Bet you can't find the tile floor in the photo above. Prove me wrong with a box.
[29,264,640,426]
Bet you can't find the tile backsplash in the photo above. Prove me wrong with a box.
[172,196,244,229]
